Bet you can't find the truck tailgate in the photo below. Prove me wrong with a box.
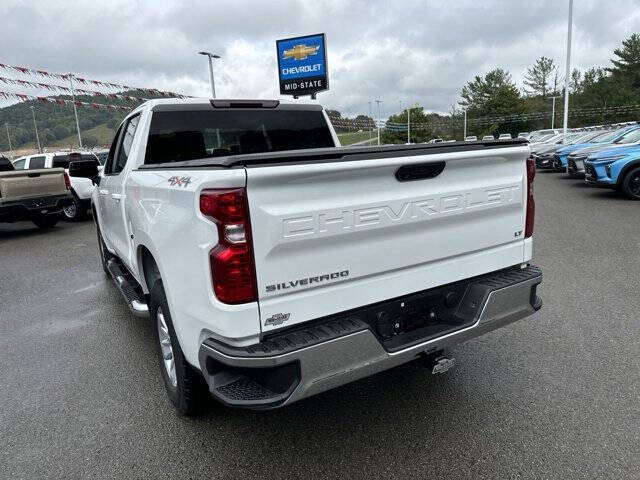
[246,144,530,332]
[0,168,68,201]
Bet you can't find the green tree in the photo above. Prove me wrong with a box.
[460,68,524,114]
[607,33,640,89]
[570,68,582,93]
[523,56,556,97]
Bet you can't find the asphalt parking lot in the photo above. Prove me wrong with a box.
[1,172,639,479]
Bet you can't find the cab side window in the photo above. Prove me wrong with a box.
[104,124,124,175]
[110,114,140,175]
[12,158,26,170]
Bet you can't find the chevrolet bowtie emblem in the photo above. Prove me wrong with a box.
[282,44,320,61]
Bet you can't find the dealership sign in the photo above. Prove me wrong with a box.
[276,33,328,98]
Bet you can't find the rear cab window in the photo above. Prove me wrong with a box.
[52,153,99,169]
[27,156,46,169]
[144,108,335,165]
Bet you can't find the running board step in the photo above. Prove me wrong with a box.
[106,259,149,317]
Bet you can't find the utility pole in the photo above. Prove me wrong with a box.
[68,74,83,149]
[550,96,561,129]
[5,122,12,158]
[30,106,41,153]
[198,51,221,98]
[562,0,573,135]
[463,108,467,140]
[375,100,382,146]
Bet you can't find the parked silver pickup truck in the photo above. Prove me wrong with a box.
[0,155,73,228]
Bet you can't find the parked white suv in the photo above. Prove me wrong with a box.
[77,98,542,415]
[12,151,99,220]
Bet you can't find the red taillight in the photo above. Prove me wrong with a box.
[200,188,257,304]
[525,156,536,238]
[63,172,71,190]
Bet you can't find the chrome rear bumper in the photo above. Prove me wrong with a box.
[199,265,542,409]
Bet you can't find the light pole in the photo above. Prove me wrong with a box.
[550,96,561,129]
[562,0,573,135]
[463,108,467,140]
[368,101,373,141]
[375,100,382,146]
[5,122,12,158]
[67,74,83,149]
[30,106,41,153]
[407,103,411,144]
[198,51,221,98]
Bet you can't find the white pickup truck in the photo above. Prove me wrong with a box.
[80,98,542,415]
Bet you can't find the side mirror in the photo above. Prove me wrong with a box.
[68,159,99,184]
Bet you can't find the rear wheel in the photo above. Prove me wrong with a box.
[62,193,87,221]
[621,167,640,200]
[32,215,59,229]
[149,281,208,416]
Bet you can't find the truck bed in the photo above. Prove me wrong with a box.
[0,168,69,202]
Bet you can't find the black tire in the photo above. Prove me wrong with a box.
[96,226,113,274]
[32,215,59,229]
[62,192,88,221]
[621,167,640,200]
[149,281,208,416]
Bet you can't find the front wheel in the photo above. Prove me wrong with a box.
[149,281,208,416]
[62,193,88,221]
[621,167,640,200]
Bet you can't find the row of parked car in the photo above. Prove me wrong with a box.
[528,124,640,200]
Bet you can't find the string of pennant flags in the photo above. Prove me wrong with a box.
[0,90,133,111]
[0,76,150,102]
[0,62,189,98]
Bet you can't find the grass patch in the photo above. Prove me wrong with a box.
[338,131,376,145]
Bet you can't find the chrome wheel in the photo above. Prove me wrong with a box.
[157,307,177,388]
[63,202,76,219]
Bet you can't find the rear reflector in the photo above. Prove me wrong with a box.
[200,189,257,304]
[525,155,535,238]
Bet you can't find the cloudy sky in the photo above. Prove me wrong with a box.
[1,0,639,118]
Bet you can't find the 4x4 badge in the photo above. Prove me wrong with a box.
[168,176,192,187]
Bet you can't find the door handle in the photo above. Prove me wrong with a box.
[98,189,109,195]
[111,194,126,200]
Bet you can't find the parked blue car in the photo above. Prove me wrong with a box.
[553,126,639,172]
[584,146,640,199]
